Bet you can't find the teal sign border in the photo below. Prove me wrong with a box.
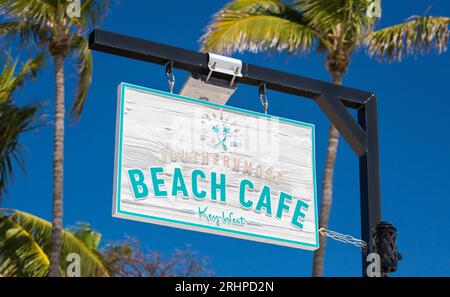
[114,82,319,250]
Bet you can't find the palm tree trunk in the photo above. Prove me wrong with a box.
[312,75,343,277]
[48,54,65,277]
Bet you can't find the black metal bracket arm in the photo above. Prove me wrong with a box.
[88,29,396,277]
[315,95,366,156]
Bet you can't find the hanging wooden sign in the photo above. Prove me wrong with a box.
[113,83,319,250]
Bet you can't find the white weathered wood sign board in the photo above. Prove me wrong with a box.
[113,83,318,250]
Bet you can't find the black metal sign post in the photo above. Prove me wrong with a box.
[88,29,399,277]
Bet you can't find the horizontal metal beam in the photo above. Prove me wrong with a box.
[89,29,373,107]
[89,29,207,75]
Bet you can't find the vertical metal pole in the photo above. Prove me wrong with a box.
[358,95,382,277]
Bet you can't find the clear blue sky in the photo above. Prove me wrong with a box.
[4,0,450,276]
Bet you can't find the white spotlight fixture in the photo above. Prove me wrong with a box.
[180,53,242,105]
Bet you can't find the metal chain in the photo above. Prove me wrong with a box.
[259,83,269,114]
[319,227,368,254]
[165,61,175,93]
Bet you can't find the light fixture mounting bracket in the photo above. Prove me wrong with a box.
[206,53,243,87]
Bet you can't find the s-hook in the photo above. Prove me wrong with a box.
[165,61,175,93]
[259,82,269,114]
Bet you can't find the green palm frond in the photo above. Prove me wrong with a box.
[224,0,304,20]
[0,22,50,46]
[0,104,40,200]
[61,229,109,277]
[0,210,50,276]
[0,209,109,277]
[69,36,92,122]
[365,16,450,62]
[67,0,111,31]
[0,0,56,27]
[69,223,101,250]
[294,0,374,27]
[201,0,321,55]
[0,54,45,100]
[294,0,375,49]
[0,55,44,200]
[14,54,44,83]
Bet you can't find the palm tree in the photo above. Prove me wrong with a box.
[0,209,109,276]
[0,0,109,276]
[0,54,44,201]
[201,0,449,276]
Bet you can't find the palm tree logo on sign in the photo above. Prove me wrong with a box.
[200,110,241,152]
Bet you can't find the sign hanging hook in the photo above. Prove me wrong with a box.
[165,61,175,93]
[259,83,269,114]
